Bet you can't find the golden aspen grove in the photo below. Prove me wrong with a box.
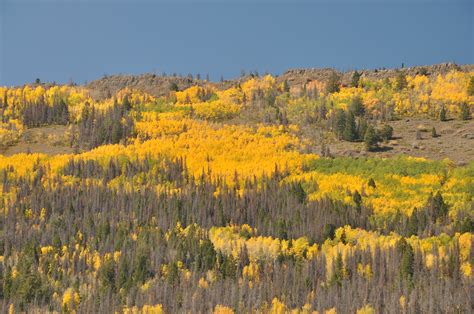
[0,64,473,313]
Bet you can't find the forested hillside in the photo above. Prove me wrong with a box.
[0,65,473,313]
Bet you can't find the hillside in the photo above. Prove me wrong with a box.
[84,62,474,99]
[0,64,472,313]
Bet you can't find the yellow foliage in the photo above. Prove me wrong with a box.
[213,305,235,314]
[399,295,406,309]
[243,262,260,282]
[356,304,375,314]
[123,304,164,314]
[270,297,288,314]
[198,277,209,289]
[62,288,80,312]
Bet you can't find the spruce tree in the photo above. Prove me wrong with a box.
[326,72,340,94]
[364,126,378,151]
[357,118,368,141]
[395,71,408,91]
[351,70,362,87]
[439,106,447,121]
[343,111,357,141]
[282,80,290,93]
[378,125,393,142]
[349,96,365,116]
[397,238,414,281]
[467,76,474,96]
[335,109,346,139]
[459,103,470,120]
[368,178,376,189]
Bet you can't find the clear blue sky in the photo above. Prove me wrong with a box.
[0,0,472,86]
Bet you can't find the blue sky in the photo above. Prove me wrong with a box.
[0,0,472,86]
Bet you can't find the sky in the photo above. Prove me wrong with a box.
[0,0,472,86]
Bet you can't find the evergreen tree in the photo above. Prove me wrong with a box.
[368,178,376,189]
[378,124,393,142]
[352,190,362,212]
[430,191,448,219]
[439,106,447,121]
[122,96,131,111]
[323,224,336,240]
[351,70,362,88]
[326,72,340,94]
[364,126,378,151]
[169,82,179,92]
[282,80,290,93]
[330,253,345,286]
[335,109,346,139]
[357,118,368,140]
[467,76,474,96]
[397,238,414,281]
[319,103,328,120]
[343,111,357,141]
[349,96,365,116]
[395,71,408,91]
[459,103,470,120]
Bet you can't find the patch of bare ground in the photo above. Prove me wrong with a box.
[0,125,74,156]
[318,118,474,165]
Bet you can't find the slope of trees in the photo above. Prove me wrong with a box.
[0,69,472,312]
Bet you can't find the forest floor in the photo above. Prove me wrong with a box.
[322,118,474,165]
[0,125,74,156]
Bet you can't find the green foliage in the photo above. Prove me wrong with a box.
[330,253,345,286]
[459,103,470,120]
[290,181,307,204]
[169,82,179,92]
[343,111,357,142]
[439,106,447,121]
[397,238,414,282]
[395,71,408,91]
[351,71,362,88]
[467,76,474,96]
[364,126,378,151]
[368,178,376,189]
[378,124,393,142]
[349,96,365,117]
[282,80,290,93]
[326,72,340,94]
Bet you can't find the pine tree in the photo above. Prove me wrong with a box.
[323,224,336,240]
[335,109,346,139]
[343,111,357,141]
[282,80,290,93]
[326,72,340,94]
[364,126,378,151]
[397,238,414,281]
[349,96,365,117]
[169,82,179,92]
[459,103,470,120]
[395,71,408,91]
[352,190,362,212]
[122,96,131,111]
[330,252,345,286]
[368,178,376,189]
[439,106,447,121]
[467,76,474,96]
[357,118,368,140]
[319,103,328,120]
[351,70,362,88]
[378,124,393,142]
